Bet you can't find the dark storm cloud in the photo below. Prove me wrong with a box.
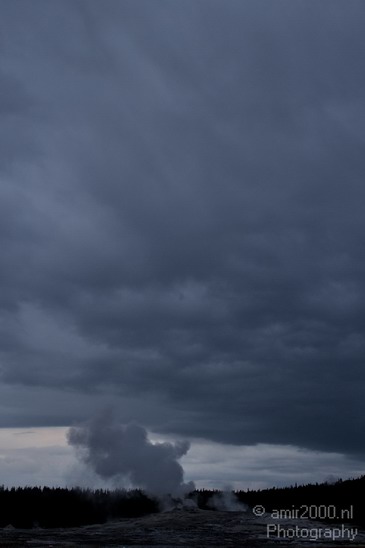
[0,0,365,456]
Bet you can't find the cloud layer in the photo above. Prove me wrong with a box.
[0,1,364,459]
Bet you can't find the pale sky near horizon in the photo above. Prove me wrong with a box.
[0,427,364,490]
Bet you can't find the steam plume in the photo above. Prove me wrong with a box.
[67,411,194,496]
[207,490,247,512]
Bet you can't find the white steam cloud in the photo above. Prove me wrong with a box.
[207,490,248,512]
[67,411,194,496]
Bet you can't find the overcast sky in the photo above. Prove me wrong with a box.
[0,0,365,487]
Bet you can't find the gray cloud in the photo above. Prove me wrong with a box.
[0,0,364,464]
[67,410,194,496]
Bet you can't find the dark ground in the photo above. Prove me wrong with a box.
[1,508,365,547]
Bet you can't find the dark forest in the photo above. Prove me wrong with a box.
[0,475,364,529]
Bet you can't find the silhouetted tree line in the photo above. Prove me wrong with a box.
[0,486,158,528]
[1,476,364,529]
[235,475,365,526]
[188,488,220,509]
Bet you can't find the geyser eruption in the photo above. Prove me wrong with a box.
[208,490,248,512]
[67,411,194,496]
